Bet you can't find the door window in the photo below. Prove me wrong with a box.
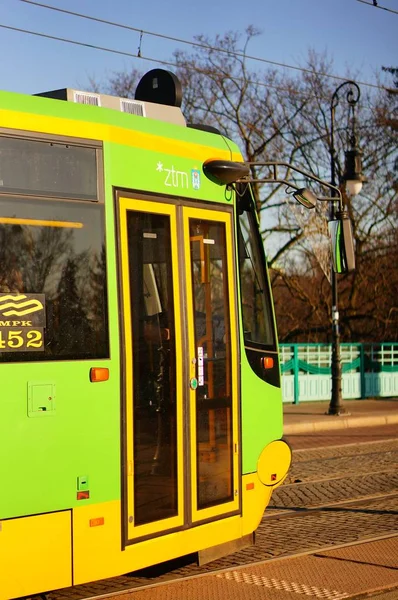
[126,210,178,526]
[189,218,234,510]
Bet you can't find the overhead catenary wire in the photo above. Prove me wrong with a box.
[0,21,391,116]
[2,22,324,100]
[0,21,389,114]
[16,0,392,92]
[0,23,179,68]
[356,0,398,15]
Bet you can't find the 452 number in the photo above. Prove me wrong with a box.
[0,328,44,352]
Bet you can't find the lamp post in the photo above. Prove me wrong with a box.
[328,80,364,415]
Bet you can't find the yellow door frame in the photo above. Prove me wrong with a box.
[119,197,239,541]
[119,196,184,541]
[183,206,240,523]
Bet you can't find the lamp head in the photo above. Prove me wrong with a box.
[292,188,317,209]
[343,147,366,196]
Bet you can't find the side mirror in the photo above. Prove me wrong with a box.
[328,211,355,273]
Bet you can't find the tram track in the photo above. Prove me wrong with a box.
[45,488,398,600]
[264,489,398,520]
[284,466,398,487]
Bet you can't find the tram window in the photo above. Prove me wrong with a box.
[189,218,234,509]
[0,197,108,361]
[0,136,98,200]
[237,206,275,349]
[126,211,178,526]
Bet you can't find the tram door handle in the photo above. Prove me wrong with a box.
[190,357,198,391]
[190,350,205,390]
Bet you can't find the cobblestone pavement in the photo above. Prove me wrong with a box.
[248,494,398,562]
[284,439,398,484]
[285,423,398,451]
[292,438,398,462]
[269,473,398,512]
[47,435,398,600]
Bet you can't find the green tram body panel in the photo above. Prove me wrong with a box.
[0,77,289,598]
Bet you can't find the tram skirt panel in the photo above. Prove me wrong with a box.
[0,511,72,600]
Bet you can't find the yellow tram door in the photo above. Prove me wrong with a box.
[119,196,239,544]
[183,207,240,523]
[119,196,185,542]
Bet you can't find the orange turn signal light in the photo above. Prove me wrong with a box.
[90,367,109,383]
[246,482,255,491]
[261,357,274,369]
[90,517,105,527]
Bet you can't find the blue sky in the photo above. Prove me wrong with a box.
[1,0,397,96]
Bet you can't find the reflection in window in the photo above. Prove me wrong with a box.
[189,218,234,510]
[0,197,108,361]
[127,211,178,526]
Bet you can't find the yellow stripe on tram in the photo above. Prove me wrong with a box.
[0,217,83,228]
[0,108,243,162]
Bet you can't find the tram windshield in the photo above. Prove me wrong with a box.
[237,193,275,350]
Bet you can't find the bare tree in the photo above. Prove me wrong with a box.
[92,31,397,343]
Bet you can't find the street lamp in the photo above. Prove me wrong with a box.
[203,158,356,272]
[328,80,365,416]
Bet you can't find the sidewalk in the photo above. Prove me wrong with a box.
[121,535,398,600]
[283,397,398,434]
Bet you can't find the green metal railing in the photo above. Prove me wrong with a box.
[279,343,398,403]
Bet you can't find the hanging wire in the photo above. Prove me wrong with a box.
[356,0,398,14]
[137,30,143,58]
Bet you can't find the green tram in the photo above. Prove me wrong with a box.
[0,70,292,599]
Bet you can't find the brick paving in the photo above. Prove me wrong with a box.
[120,539,398,600]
